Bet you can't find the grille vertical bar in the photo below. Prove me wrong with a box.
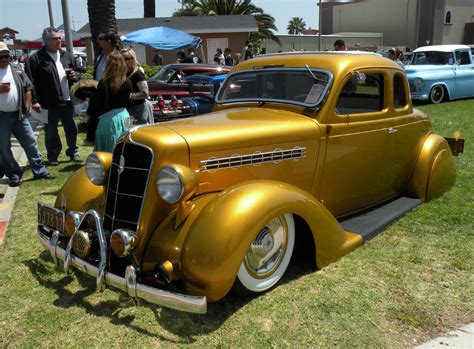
[103,142,153,232]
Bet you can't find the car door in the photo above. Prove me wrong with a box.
[319,71,393,217]
[454,50,474,98]
[383,72,427,195]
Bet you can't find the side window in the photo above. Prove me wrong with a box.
[336,73,384,114]
[393,74,407,109]
[455,51,470,65]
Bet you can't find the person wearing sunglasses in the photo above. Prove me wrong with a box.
[0,42,54,187]
[25,27,81,165]
[121,48,150,124]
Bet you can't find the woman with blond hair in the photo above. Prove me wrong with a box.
[88,51,132,152]
[121,48,150,124]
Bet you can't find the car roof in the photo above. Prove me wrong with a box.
[233,51,403,77]
[413,44,471,53]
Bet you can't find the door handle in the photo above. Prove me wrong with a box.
[388,127,397,134]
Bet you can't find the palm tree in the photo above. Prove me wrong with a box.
[173,0,280,45]
[287,17,306,35]
[144,0,155,17]
[87,0,118,45]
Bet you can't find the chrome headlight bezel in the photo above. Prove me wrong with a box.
[414,77,424,89]
[156,164,198,204]
[156,165,185,204]
[85,153,106,186]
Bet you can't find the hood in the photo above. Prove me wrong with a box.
[405,64,453,76]
[148,107,319,154]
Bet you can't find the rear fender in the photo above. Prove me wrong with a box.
[180,180,363,301]
[406,134,456,201]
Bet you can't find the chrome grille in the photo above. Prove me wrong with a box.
[103,142,153,232]
[409,83,415,92]
[200,147,306,172]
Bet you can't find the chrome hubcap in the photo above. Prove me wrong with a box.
[244,216,288,278]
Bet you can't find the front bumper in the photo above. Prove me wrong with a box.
[37,212,207,314]
[410,93,429,101]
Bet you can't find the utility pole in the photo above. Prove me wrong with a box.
[61,0,74,55]
[318,0,322,51]
[47,0,55,27]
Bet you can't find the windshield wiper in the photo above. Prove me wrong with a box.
[304,64,327,84]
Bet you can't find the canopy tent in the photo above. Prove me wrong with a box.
[26,29,85,49]
[120,26,201,50]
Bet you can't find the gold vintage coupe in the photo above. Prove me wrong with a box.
[37,52,461,314]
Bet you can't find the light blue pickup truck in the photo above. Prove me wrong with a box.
[406,44,474,103]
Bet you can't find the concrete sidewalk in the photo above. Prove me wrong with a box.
[0,119,42,244]
[414,323,474,348]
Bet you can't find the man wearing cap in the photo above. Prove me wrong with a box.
[0,42,54,187]
[25,27,80,165]
[334,39,347,51]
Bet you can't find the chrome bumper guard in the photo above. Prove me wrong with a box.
[37,211,207,314]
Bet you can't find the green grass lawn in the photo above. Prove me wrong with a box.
[0,100,473,347]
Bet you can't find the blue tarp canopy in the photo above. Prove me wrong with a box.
[120,26,201,50]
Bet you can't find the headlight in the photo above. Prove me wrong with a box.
[415,77,424,89]
[156,165,198,204]
[110,229,138,257]
[85,153,106,185]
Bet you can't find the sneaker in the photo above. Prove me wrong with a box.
[9,178,21,187]
[47,159,59,166]
[70,154,81,162]
[33,173,55,180]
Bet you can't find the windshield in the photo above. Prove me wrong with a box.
[216,68,332,107]
[151,68,176,82]
[411,51,454,65]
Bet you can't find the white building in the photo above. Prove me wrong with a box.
[321,0,474,49]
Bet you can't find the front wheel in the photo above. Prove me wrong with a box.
[233,213,295,295]
[430,85,445,104]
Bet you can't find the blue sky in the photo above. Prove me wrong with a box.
[0,0,319,40]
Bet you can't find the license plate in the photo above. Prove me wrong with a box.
[38,202,64,232]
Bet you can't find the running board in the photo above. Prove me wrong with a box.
[339,197,421,241]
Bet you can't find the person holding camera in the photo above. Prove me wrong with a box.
[0,42,54,187]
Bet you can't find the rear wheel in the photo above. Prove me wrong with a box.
[233,213,295,295]
[430,85,445,104]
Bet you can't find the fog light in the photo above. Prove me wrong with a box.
[71,230,92,258]
[110,229,138,257]
[64,211,83,237]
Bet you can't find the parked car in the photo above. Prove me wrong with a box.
[152,74,226,122]
[37,52,462,314]
[147,63,231,99]
[405,44,474,103]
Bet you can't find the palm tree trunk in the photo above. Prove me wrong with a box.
[87,0,118,45]
[144,0,155,17]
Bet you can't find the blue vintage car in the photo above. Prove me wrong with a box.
[406,45,474,103]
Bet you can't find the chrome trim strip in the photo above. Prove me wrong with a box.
[50,230,60,267]
[111,163,149,172]
[106,188,145,199]
[104,214,139,226]
[37,227,207,314]
[200,147,307,172]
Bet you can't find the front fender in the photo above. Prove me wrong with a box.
[406,134,456,201]
[180,180,362,301]
[54,167,105,212]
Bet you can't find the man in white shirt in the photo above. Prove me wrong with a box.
[0,42,54,186]
[25,27,80,165]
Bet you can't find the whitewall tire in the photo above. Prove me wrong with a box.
[234,213,295,294]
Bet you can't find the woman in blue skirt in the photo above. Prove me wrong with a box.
[88,51,132,153]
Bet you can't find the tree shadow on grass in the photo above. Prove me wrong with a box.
[22,251,260,343]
